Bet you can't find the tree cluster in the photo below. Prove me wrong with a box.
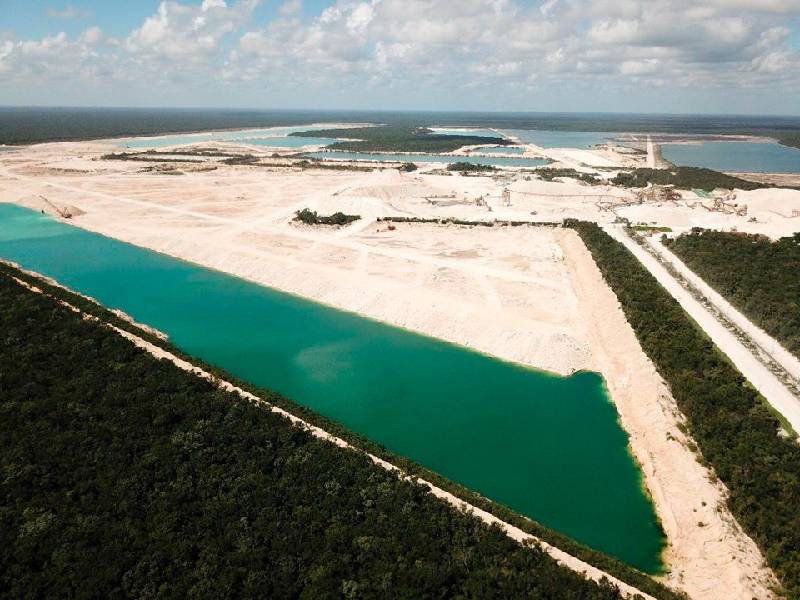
[536,168,600,184]
[446,162,497,173]
[611,167,763,191]
[294,208,361,226]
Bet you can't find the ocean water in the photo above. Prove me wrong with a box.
[304,151,548,168]
[0,203,665,572]
[661,141,800,173]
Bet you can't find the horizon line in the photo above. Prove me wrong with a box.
[1,105,800,119]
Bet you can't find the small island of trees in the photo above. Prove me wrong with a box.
[294,208,361,226]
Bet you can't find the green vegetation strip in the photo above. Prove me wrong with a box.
[567,221,800,598]
[0,261,682,600]
[291,125,509,153]
[665,231,800,360]
[377,216,560,228]
[611,167,763,191]
[291,159,375,172]
[630,226,672,233]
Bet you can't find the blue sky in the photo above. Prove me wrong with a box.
[0,1,322,45]
[1,1,799,114]
[1,1,329,38]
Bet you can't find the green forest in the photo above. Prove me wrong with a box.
[665,230,800,359]
[567,221,800,598]
[291,126,509,153]
[611,167,763,191]
[0,271,632,599]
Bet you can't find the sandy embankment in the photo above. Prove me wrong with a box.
[558,229,776,600]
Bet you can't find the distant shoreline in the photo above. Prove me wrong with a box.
[5,126,785,152]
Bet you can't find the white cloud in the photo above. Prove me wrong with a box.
[80,26,103,45]
[619,59,660,76]
[707,0,800,13]
[0,40,13,74]
[1,0,799,108]
[126,0,258,64]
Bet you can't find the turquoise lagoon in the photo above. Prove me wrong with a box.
[661,140,800,173]
[504,130,614,149]
[475,146,527,155]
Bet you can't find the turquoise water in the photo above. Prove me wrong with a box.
[476,146,527,155]
[661,141,800,173]
[121,125,339,149]
[0,204,664,572]
[505,130,613,149]
[304,151,548,168]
